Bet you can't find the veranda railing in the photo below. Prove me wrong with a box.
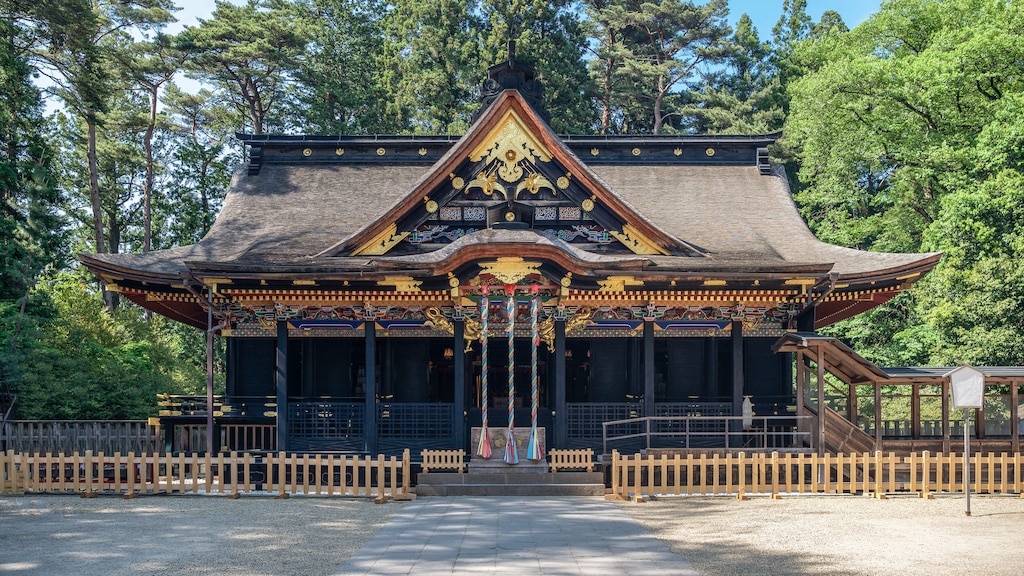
[609,450,1024,500]
[0,450,412,500]
[603,415,813,455]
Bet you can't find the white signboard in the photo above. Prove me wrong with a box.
[947,365,985,409]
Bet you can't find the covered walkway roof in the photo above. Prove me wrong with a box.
[773,333,1024,385]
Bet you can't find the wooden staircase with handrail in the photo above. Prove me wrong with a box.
[802,403,876,454]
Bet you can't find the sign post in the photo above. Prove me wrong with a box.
[947,365,985,517]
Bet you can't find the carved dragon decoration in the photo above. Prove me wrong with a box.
[424,307,483,352]
[538,306,593,352]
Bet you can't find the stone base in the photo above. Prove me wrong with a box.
[469,426,545,468]
[468,458,548,474]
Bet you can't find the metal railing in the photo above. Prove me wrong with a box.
[603,415,812,455]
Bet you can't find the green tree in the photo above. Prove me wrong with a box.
[684,13,783,134]
[16,0,175,260]
[478,0,596,134]
[6,272,191,419]
[292,0,395,134]
[158,84,237,246]
[178,0,310,135]
[380,0,482,134]
[586,0,732,134]
[118,32,186,253]
[786,0,1024,365]
[0,15,62,300]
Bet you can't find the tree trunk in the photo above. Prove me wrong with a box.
[86,116,105,254]
[143,84,157,253]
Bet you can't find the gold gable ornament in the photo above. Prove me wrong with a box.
[469,109,553,183]
[478,257,542,285]
[377,276,423,292]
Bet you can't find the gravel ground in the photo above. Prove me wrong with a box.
[0,494,403,576]
[618,494,1024,576]
[3,493,1023,575]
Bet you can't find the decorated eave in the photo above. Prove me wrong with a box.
[79,79,941,331]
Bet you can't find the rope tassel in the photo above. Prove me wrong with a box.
[504,284,518,465]
[477,285,491,459]
[527,285,544,461]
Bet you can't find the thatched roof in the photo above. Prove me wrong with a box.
[80,89,940,328]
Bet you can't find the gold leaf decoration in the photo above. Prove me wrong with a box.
[465,171,507,200]
[514,173,555,199]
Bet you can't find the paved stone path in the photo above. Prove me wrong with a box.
[335,496,698,576]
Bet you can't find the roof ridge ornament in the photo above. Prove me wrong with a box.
[474,40,551,124]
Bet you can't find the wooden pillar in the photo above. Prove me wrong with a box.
[364,321,377,454]
[911,383,921,440]
[874,380,883,451]
[205,297,215,454]
[816,344,826,455]
[795,351,806,450]
[643,320,655,418]
[848,382,857,425]
[275,319,288,452]
[554,319,567,449]
[1011,380,1020,454]
[977,394,985,440]
[795,351,805,409]
[453,320,466,451]
[731,321,744,447]
[942,380,951,454]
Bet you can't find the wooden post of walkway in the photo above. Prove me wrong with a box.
[643,320,655,420]
[453,320,466,451]
[554,319,567,449]
[731,320,744,448]
[364,320,377,455]
[275,319,288,452]
[816,344,826,455]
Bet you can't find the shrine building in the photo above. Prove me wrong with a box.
[84,55,994,459]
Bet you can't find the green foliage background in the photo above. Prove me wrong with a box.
[1,0,1021,419]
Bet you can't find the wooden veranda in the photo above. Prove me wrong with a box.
[776,333,1024,455]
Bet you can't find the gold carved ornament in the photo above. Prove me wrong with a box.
[514,173,556,200]
[468,111,553,184]
[477,257,542,285]
[465,171,507,200]
[537,307,594,351]
[425,307,482,352]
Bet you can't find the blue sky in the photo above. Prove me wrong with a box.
[169,1,881,40]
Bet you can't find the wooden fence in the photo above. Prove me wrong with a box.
[609,450,1024,500]
[0,450,412,501]
[1,421,160,454]
[549,448,594,472]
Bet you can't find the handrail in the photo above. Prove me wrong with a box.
[602,415,812,455]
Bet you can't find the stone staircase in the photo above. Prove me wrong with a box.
[415,460,606,497]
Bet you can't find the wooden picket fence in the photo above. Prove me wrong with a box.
[609,450,1024,500]
[0,450,412,500]
[549,448,594,472]
[420,449,465,473]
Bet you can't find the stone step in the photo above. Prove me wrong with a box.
[418,472,603,485]
[414,483,606,497]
